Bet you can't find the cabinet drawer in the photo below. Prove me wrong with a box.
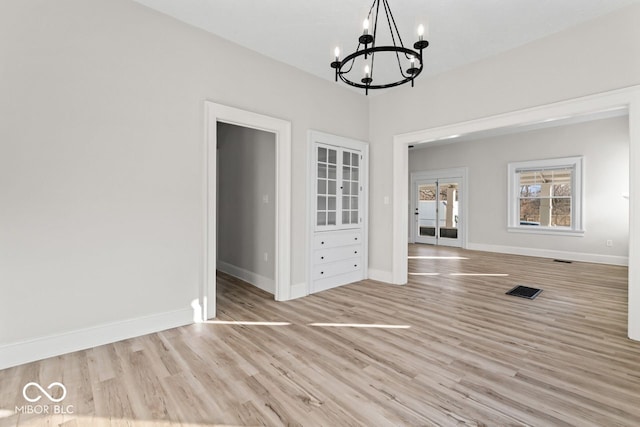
[313,258,362,281]
[314,231,362,249]
[314,245,361,264]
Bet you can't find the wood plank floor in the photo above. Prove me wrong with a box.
[2,245,639,426]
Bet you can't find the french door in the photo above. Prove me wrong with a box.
[413,178,462,247]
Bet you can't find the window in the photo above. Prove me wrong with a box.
[508,156,584,235]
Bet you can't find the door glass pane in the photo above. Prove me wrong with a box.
[328,164,336,180]
[317,212,326,226]
[328,149,337,164]
[351,212,358,224]
[318,147,327,162]
[343,151,350,165]
[318,180,326,194]
[342,196,350,209]
[352,153,359,167]
[317,196,326,210]
[318,164,327,178]
[343,166,350,180]
[328,196,336,210]
[342,211,350,224]
[327,212,336,225]
[438,182,459,239]
[418,183,437,237]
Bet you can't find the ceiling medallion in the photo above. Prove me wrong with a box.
[330,0,429,95]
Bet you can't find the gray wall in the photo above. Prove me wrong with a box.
[0,0,368,347]
[217,123,276,290]
[409,116,630,260]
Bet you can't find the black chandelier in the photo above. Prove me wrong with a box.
[330,0,429,95]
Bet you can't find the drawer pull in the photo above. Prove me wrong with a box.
[321,256,324,260]
[354,264,358,267]
[354,251,358,254]
[320,271,324,275]
[321,241,325,245]
[354,237,358,241]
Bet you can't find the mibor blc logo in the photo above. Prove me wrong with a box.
[15,382,74,415]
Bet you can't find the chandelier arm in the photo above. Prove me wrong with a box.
[384,0,413,60]
[380,0,407,77]
[372,0,381,49]
[368,0,382,80]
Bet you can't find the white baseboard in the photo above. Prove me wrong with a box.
[0,308,193,371]
[368,268,394,283]
[466,243,629,266]
[217,260,275,294]
[289,282,309,300]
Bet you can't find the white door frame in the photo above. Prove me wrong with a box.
[203,102,291,320]
[391,85,640,340]
[410,167,468,247]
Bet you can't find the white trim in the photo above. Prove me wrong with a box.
[410,167,468,247]
[216,260,275,294]
[307,130,369,295]
[467,243,628,267]
[507,227,584,237]
[507,156,584,233]
[205,102,292,320]
[0,308,193,370]
[368,268,394,283]
[392,84,640,340]
[290,282,309,300]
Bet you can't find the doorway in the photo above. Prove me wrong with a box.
[413,178,461,247]
[410,168,466,248]
[216,123,276,294]
[391,86,640,340]
[204,102,292,321]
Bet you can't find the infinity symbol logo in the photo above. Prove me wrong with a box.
[22,382,67,403]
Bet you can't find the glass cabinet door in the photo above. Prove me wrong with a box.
[315,145,361,230]
[341,149,360,226]
[316,146,337,227]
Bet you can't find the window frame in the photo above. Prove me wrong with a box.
[507,156,584,236]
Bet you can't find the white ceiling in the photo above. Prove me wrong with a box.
[133,0,639,90]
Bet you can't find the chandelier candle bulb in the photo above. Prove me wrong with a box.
[417,24,425,41]
[364,64,370,78]
[363,18,370,35]
[334,47,340,61]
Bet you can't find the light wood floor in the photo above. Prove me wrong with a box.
[2,245,639,426]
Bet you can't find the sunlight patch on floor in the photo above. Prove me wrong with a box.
[449,273,509,276]
[203,320,291,326]
[408,272,441,276]
[309,323,411,329]
[408,256,468,260]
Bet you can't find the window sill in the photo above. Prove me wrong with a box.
[508,227,585,237]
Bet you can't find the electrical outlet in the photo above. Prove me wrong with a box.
[606,240,613,247]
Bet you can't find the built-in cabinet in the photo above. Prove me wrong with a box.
[308,131,368,294]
